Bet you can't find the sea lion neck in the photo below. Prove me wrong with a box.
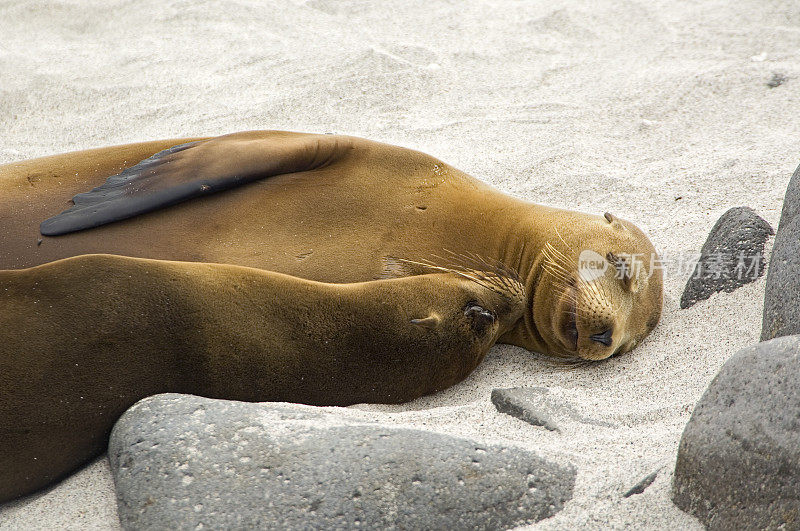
[490,197,559,354]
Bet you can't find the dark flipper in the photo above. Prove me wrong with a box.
[40,141,201,236]
[40,131,352,236]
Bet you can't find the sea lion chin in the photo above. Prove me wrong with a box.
[0,130,663,360]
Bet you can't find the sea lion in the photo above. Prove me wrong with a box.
[0,130,663,360]
[0,253,524,502]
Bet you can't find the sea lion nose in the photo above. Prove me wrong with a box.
[465,304,496,334]
[590,328,613,347]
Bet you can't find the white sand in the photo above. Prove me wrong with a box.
[1,0,798,528]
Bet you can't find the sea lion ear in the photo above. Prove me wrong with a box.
[628,266,647,294]
[411,313,442,330]
[607,252,646,293]
[603,212,625,230]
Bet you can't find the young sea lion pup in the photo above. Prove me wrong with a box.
[0,253,524,502]
[0,130,663,361]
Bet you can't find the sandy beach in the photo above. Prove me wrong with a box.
[1,0,798,528]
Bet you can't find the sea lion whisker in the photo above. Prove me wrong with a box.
[437,250,521,283]
[540,265,573,286]
[540,243,570,269]
[445,252,524,293]
[542,262,572,281]
[394,257,484,284]
[542,251,611,322]
[552,226,580,262]
[540,258,573,282]
[544,238,575,266]
[542,243,577,275]
[542,276,573,295]
[539,256,567,273]
[541,274,576,299]
[545,241,615,316]
[576,274,605,306]
[393,255,525,306]
[544,240,609,308]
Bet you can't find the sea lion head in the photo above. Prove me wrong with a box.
[533,212,662,361]
[395,256,527,348]
[399,266,528,399]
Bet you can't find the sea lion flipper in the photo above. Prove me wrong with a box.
[40,131,354,236]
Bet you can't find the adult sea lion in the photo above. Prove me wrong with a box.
[0,130,663,360]
[0,253,524,502]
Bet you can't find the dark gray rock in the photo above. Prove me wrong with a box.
[109,394,575,530]
[623,470,658,498]
[680,206,773,309]
[672,336,800,529]
[767,72,789,88]
[762,162,800,340]
[777,161,800,230]
[762,215,800,340]
[492,387,559,431]
[491,387,614,431]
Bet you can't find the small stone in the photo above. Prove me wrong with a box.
[492,387,559,431]
[767,72,788,88]
[109,394,576,530]
[623,470,658,498]
[680,206,773,309]
[491,387,614,430]
[672,336,800,529]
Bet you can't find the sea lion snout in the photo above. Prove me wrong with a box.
[589,328,613,347]
[557,278,620,360]
[464,302,496,335]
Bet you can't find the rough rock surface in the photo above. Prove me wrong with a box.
[680,206,773,309]
[623,470,659,498]
[491,387,615,432]
[762,162,800,340]
[109,394,575,530]
[777,162,800,229]
[672,336,800,529]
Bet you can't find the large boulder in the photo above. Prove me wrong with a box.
[762,215,800,340]
[672,336,800,529]
[762,162,800,340]
[776,161,800,230]
[109,394,576,530]
[680,206,773,309]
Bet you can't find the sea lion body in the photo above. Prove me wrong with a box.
[0,253,523,502]
[0,131,663,359]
